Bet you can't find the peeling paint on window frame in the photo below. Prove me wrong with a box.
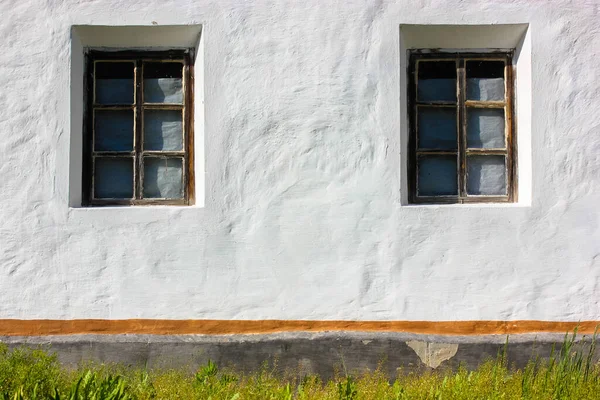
[82,50,195,207]
[407,50,517,204]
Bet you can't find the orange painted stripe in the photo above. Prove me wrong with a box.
[0,320,598,336]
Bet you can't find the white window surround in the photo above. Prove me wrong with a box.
[69,25,205,208]
[399,24,531,206]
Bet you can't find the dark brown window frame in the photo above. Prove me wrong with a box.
[82,49,195,206]
[407,50,517,204]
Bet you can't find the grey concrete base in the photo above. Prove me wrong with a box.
[2,332,598,379]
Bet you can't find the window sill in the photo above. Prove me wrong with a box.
[69,204,204,211]
[400,202,530,209]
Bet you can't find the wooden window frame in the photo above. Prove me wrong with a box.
[408,50,517,204]
[82,50,195,206]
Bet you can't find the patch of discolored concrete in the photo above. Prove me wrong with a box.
[406,340,459,369]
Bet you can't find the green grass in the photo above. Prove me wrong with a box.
[0,331,598,399]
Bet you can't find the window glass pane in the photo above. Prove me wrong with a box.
[466,61,505,101]
[417,61,456,102]
[466,108,505,148]
[418,107,457,149]
[144,62,183,103]
[467,155,506,195]
[94,110,134,151]
[94,157,133,199]
[417,155,458,196]
[95,62,134,104]
[143,110,183,151]
[143,157,184,199]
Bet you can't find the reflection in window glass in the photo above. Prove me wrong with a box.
[467,155,506,195]
[417,61,457,102]
[95,62,134,104]
[466,61,505,101]
[94,157,134,199]
[143,110,183,151]
[94,110,134,152]
[143,157,184,199]
[418,107,457,149]
[418,156,458,196]
[144,62,184,103]
[466,108,505,149]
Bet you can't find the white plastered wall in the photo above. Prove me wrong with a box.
[0,0,599,321]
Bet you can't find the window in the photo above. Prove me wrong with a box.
[83,50,194,206]
[408,51,516,204]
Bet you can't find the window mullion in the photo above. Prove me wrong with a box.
[183,58,190,203]
[457,58,467,201]
[134,60,144,200]
[505,56,515,202]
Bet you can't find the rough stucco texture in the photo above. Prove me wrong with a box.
[0,0,599,321]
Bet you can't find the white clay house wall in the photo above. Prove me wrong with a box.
[0,0,599,344]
